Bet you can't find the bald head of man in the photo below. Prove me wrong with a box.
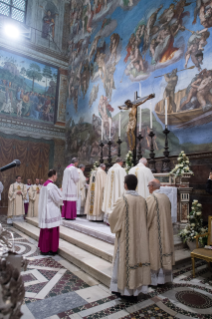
[148,178,160,194]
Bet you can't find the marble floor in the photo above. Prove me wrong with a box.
[1,216,212,319]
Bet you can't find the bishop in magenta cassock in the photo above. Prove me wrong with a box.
[109,175,151,297]
[146,179,175,286]
[38,169,63,255]
[62,158,79,220]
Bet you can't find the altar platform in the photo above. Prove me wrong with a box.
[62,217,115,244]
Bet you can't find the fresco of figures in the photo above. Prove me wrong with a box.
[0,49,58,123]
[66,0,212,164]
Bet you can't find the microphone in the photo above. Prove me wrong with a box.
[0,160,21,172]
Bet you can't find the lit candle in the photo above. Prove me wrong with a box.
[109,118,112,140]
[101,120,103,140]
[119,113,121,137]
[150,102,152,129]
[139,107,142,132]
[165,99,168,126]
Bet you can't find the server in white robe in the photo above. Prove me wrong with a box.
[38,169,63,255]
[62,157,79,220]
[129,158,154,199]
[102,158,126,224]
[77,164,87,215]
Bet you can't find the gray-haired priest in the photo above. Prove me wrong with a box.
[109,175,151,298]
[146,179,175,286]
[85,164,107,221]
[77,164,87,215]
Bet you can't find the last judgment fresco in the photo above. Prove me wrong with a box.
[66,0,212,164]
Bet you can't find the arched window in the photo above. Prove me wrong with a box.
[0,0,27,23]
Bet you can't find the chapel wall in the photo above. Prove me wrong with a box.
[66,0,212,220]
[0,0,69,212]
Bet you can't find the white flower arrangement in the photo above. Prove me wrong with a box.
[179,199,208,244]
[169,151,194,178]
[125,150,134,173]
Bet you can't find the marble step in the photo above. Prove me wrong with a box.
[13,220,191,287]
[26,217,183,264]
[26,217,114,263]
[13,221,112,287]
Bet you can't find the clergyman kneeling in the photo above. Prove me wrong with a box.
[146,179,175,286]
[109,174,151,297]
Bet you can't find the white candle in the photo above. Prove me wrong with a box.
[119,113,121,137]
[109,118,112,140]
[150,102,152,129]
[165,99,168,126]
[101,120,103,140]
[139,107,142,132]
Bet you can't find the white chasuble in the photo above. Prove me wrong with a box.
[77,169,87,214]
[38,183,63,229]
[28,185,42,217]
[109,192,151,296]
[62,166,79,202]
[146,191,175,286]
[102,164,126,223]
[129,163,154,199]
[7,182,27,218]
[85,167,107,220]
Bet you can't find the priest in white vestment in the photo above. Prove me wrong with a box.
[129,158,154,199]
[102,158,126,224]
[146,179,175,286]
[0,181,4,202]
[109,174,151,297]
[85,164,107,221]
[28,178,42,217]
[24,178,32,215]
[77,164,88,215]
[40,179,44,186]
[62,157,79,220]
[7,176,27,224]
[38,169,63,255]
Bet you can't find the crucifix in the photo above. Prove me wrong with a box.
[118,92,155,165]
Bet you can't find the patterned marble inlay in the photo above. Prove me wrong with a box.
[22,273,37,283]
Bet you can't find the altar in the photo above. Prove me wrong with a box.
[159,186,177,223]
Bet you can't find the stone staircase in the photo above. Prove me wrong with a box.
[13,217,191,287]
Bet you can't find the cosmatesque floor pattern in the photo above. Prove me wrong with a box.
[1,215,212,319]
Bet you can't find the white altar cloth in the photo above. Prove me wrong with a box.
[159,186,177,223]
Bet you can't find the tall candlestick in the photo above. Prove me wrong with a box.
[150,102,152,129]
[119,113,121,137]
[139,107,142,132]
[109,118,111,140]
[101,120,103,140]
[165,99,168,126]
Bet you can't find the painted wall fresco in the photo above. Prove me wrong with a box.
[0,48,58,123]
[66,0,212,164]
